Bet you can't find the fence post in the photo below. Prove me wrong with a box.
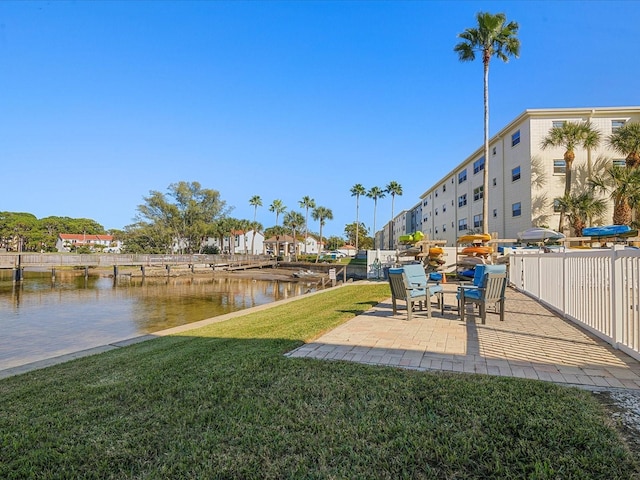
[562,250,569,316]
[611,246,625,348]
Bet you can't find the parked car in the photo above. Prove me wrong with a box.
[329,250,346,258]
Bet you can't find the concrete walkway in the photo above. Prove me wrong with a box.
[287,284,640,390]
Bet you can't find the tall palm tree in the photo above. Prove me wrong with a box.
[249,195,262,223]
[283,211,305,260]
[554,192,607,237]
[248,220,262,255]
[591,165,640,226]
[455,11,520,234]
[367,186,385,247]
[269,199,286,258]
[608,121,640,168]
[385,181,403,249]
[311,206,333,263]
[298,196,315,254]
[350,184,366,251]
[541,121,601,231]
[249,195,262,253]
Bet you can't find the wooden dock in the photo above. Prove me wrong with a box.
[0,253,277,281]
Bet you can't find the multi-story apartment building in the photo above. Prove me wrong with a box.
[376,106,640,248]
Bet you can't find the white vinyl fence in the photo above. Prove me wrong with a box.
[510,247,640,361]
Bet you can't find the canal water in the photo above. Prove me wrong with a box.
[0,270,321,371]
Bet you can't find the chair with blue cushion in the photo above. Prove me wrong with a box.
[464,264,507,288]
[388,264,443,320]
[403,263,444,312]
[457,271,508,324]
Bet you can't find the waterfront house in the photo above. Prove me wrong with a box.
[56,234,122,253]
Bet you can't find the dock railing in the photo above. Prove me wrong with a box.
[0,253,275,270]
[510,246,640,361]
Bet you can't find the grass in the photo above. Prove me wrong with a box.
[1,283,639,479]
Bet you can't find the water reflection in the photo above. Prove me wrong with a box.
[0,270,320,370]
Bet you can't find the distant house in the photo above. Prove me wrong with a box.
[263,235,304,256]
[336,245,357,257]
[232,229,265,255]
[202,229,265,255]
[56,234,122,253]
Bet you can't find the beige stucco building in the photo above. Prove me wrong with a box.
[377,106,640,248]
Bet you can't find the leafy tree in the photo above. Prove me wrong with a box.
[283,211,305,260]
[345,222,369,249]
[608,121,640,168]
[385,181,403,247]
[298,196,315,254]
[311,206,333,263]
[366,186,385,243]
[541,122,602,231]
[349,184,366,251]
[120,221,167,254]
[325,236,344,251]
[0,212,38,252]
[455,11,520,234]
[135,181,228,253]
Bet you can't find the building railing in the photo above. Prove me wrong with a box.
[510,247,640,361]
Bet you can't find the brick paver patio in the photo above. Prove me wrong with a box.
[287,284,640,390]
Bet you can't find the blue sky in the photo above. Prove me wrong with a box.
[1,1,639,238]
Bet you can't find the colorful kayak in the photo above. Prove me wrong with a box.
[428,247,444,256]
[461,246,493,256]
[458,233,491,244]
[518,227,565,242]
[398,231,425,244]
[582,225,635,238]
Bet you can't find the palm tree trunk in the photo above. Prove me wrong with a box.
[482,56,490,234]
[355,197,359,251]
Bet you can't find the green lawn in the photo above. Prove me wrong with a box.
[1,284,638,479]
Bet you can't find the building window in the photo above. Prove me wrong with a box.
[552,120,566,128]
[473,186,484,201]
[458,194,467,207]
[553,199,562,212]
[442,205,446,213]
[473,214,482,228]
[492,177,497,187]
[443,224,447,232]
[435,190,438,197]
[512,166,521,182]
[613,159,626,167]
[493,209,497,218]
[512,202,522,217]
[435,208,438,216]
[612,119,626,132]
[435,228,439,234]
[473,157,485,174]
[492,146,497,156]
[459,218,468,231]
[458,169,467,184]
[423,199,428,206]
[553,160,566,174]
[511,130,520,147]
[442,184,446,192]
